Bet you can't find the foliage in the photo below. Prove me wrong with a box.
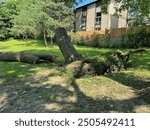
[88,34,110,48]
[126,28,150,48]
[70,53,123,78]
[11,0,74,46]
[0,0,18,40]
[126,0,150,26]
[69,33,123,48]
[68,32,81,44]
[109,0,150,26]
[69,29,150,49]
[82,53,122,76]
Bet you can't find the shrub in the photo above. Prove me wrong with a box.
[69,33,125,48]
[68,32,82,45]
[77,35,111,48]
[89,34,109,48]
[69,29,150,49]
[126,28,150,48]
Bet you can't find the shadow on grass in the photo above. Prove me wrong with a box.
[131,53,150,70]
[0,46,10,50]
[70,77,149,113]
[0,49,149,112]
[106,72,150,90]
[1,63,149,113]
[0,61,68,112]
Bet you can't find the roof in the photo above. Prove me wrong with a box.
[74,0,97,9]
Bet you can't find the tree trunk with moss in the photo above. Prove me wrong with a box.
[54,27,82,63]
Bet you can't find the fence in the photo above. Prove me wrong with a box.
[76,25,150,46]
[76,30,105,39]
[77,25,150,38]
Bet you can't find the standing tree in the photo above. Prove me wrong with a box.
[35,0,75,46]
[12,0,74,46]
[0,0,18,40]
[11,0,39,44]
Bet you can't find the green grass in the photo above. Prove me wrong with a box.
[0,39,150,113]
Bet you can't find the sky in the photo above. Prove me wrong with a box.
[74,0,97,9]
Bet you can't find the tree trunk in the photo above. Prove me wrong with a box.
[54,27,82,63]
[0,52,57,64]
[25,35,28,45]
[34,54,56,62]
[43,30,48,47]
[50,36,53,45]
[0,52,39,64]
[23,35,28,46]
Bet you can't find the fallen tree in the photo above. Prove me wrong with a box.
[55,28,149,77]
[0,52,56,64]
[66,48,148,78]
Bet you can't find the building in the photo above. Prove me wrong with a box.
[75,0,128,31]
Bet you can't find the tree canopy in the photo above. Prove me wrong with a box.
[11,0,74,46]
[0,0,149,42]
[0,0,18,40]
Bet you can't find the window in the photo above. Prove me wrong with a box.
[95,12,101,25]
[82,6,87,16]
[81,16,86,30]
[81,6,87,30]
[81,16,86,25]
[95,12,101,30]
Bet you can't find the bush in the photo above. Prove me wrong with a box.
[68,32,109,47]
[68,32,82,45]
[69,29,150,49]
[89,34,110,48]
[69,32,125,48]
[0,29,12,41]
[126,28,150,48]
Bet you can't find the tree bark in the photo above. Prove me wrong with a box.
[23,35,28,45]
[50,36,53,45]
[0,52,56,64]
[34,54,56,62]
[54,27,82,63]
[43,30,48,47]
[0,52,39,64]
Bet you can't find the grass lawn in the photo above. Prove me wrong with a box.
[0,39,150,112]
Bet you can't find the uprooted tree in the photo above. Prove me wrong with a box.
[0,26,147,76]
[54,27,148,77]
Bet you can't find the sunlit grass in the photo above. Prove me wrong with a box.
[0,39,150,112]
